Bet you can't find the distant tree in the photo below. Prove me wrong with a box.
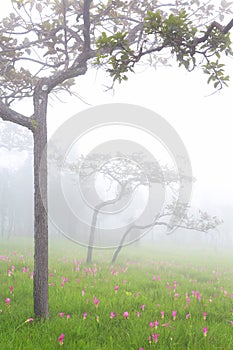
[67,151,221,264]
[0,121,33,238]
[0,0,232,317]
[76,152,181,263]
[111,200,222,263]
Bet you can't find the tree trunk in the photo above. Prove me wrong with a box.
[33,90,49,318]
[86,194,124,264]
[111,225,133,264]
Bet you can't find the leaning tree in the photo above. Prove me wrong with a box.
[64,151,221,263]
[0,0,232,317]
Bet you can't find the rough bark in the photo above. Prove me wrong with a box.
[0,100,34,131]
[33,83,49,318]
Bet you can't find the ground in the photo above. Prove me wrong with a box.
[0,237,232,349]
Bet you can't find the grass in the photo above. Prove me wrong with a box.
[0,237,232,349]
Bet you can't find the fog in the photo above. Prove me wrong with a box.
[0,0,233,251]
[0,89,233,252]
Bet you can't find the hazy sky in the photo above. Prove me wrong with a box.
[47,62,233,215]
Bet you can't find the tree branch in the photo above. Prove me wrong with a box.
[0,100,34,131]
[62,0,69,69]
[83,0,92,51]
[43,49,96,93]
[193,18,233,47]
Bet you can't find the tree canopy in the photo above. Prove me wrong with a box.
[0,0,232,114]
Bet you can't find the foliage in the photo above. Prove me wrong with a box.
[95,8,233,89]
[0,0,232,103]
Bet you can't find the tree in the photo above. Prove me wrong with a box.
[74,152,181,263]
[0,0,232,318]
[66,151,221,263]
[111,201,222,263]
[80,152,164,263]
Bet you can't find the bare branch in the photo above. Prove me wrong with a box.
[0,100,33,131]
[44,49,96,93]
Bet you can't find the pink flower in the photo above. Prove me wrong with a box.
[162,323,169,327]
[66,314,71,319]
[82,290,85,296]
[9,286,14,294]
[172,310,177,320]
[25,318,34,323]
[58,333,65,346]
[186,313,191,319]
[230,321,233,325]
[83,312,87,319]
[160,311,165,319]
[152,276,156,281]
[114,285,119,292]
[22,267,28,273]
[203,311,207,320]
[149,321,154,328]
[203,327,208,336]
[110,311,116,318]
[59,312,65,318]
[154,320,159,328]
[123,311,129,319]
[94,296,100,307]
[136,311,141,317]
[141,304,145,311]
[5,298,10,306]
[152,333,160,343]
[174,293,179,298]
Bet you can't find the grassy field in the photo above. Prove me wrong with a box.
[0,237,232,349]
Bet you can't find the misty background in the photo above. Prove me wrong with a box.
[0,0,233,251]
[1,62,233,250]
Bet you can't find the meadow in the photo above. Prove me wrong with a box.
[0,237,232,349]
